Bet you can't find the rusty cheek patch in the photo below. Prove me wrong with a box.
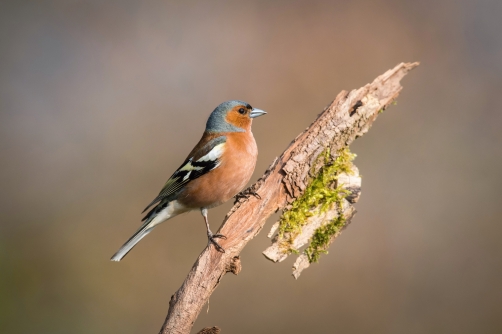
[225,108,251,129]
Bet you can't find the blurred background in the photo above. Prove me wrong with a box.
[1,0,501,333]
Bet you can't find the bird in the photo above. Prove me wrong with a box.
[111,100,266,261]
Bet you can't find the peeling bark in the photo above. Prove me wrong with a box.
[263,165,362,274]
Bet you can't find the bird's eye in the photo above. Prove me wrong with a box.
[238,108,246,114]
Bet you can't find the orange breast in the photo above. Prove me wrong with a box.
[178,131,258,209]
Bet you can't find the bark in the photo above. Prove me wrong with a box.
[159,62,419,334]
[263,164,362,278]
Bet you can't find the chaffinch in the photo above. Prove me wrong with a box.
[111,100,266,261]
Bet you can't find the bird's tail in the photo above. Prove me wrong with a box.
[110,218,156,262]
[110,199,186,261]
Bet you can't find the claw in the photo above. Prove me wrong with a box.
[208,232,226,253]
[251,192,261,200]
[234,188,261,204]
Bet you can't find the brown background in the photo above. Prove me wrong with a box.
[1,1,501,333]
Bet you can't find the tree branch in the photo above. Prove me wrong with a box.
[159,62,419,334]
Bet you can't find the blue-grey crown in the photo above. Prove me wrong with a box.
[205,100,248,133]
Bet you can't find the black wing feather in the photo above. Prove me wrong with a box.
[141,136,226,214]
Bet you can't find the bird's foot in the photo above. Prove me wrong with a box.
[234,188,261,204]
[207,232,227,253]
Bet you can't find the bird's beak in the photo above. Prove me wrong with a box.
[249,108,267,118]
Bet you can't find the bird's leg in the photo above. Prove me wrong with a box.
[201,208,226,253]
[234,187,261,204]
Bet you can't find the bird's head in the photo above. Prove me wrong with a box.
[206,100,266,133]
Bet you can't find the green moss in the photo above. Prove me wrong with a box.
[305,215,346,263]
[277,147,356,254]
